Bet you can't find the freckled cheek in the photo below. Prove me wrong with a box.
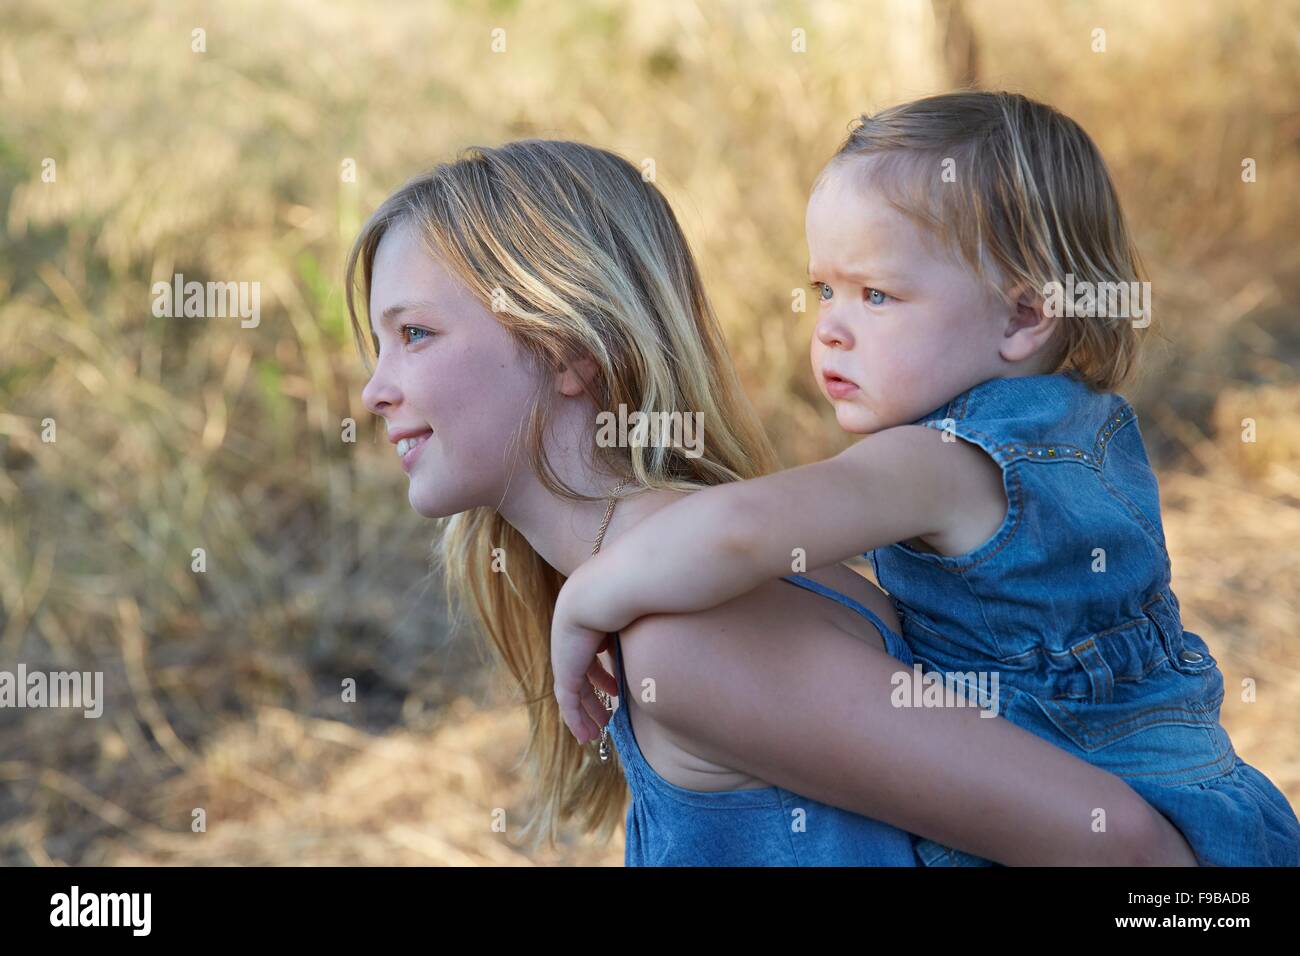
[397,362,450,427]
[427,351,538,440]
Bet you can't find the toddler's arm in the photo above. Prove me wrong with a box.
[568,424,985,632]
[553,425,1000,742]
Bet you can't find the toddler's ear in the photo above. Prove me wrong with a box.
[998,283,1060,365]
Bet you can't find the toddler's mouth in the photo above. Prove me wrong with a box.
[822,369,860,399]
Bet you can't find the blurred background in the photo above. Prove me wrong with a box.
[1,0,1297,866]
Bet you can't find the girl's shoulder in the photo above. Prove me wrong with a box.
[619,568,894,670]
[616,569,900,724]
[614,570,909,794]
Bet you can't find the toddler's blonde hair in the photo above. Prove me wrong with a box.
[821,91,1146,391]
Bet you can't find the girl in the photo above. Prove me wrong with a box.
[551,92,1300,866]
[348,138,1195,865]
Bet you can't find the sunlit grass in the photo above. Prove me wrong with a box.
[1,0,1297,864]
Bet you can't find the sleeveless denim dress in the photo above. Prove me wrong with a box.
[871,371,1300,867]
[606,573,920,866]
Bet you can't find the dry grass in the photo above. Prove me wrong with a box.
[1,0,1297,865]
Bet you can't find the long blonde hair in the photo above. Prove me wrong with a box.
[344,141,778,849]
[823,91,1147,391]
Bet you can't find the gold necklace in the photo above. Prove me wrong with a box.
[591,477,629,762]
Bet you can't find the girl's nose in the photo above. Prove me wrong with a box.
[362,363,401,415]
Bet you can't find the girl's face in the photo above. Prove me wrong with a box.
[805,161,1012,434]
[361,220,542,518]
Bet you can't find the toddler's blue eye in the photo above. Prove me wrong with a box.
[811,281,832,301]
[866,288,888,306]
[401,325,432,344]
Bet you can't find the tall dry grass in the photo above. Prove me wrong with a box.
[0,0,1297,864]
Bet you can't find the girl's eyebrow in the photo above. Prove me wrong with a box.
[379,301,437,325]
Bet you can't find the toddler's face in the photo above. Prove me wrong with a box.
[806,161,1012,434]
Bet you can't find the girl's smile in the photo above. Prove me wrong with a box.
[392,428,434,472]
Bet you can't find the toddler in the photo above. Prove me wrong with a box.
[551,91,1300,866]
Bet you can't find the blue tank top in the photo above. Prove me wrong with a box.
[606,573,920,866]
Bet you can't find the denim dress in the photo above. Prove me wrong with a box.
[606,574,919,866]
[871,371,1300,867]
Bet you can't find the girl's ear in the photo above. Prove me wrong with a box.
[998,283,1060,364]
[556,354,601,397]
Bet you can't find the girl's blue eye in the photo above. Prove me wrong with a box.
[811,281,832,301]
[401,325,432,344]
[866,288,888,306]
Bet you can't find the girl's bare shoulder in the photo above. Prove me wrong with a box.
[616,564,896,716]
[612,567,902,787]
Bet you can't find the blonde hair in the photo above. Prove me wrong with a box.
[344,141,779,850]
[821,90,1146,391]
